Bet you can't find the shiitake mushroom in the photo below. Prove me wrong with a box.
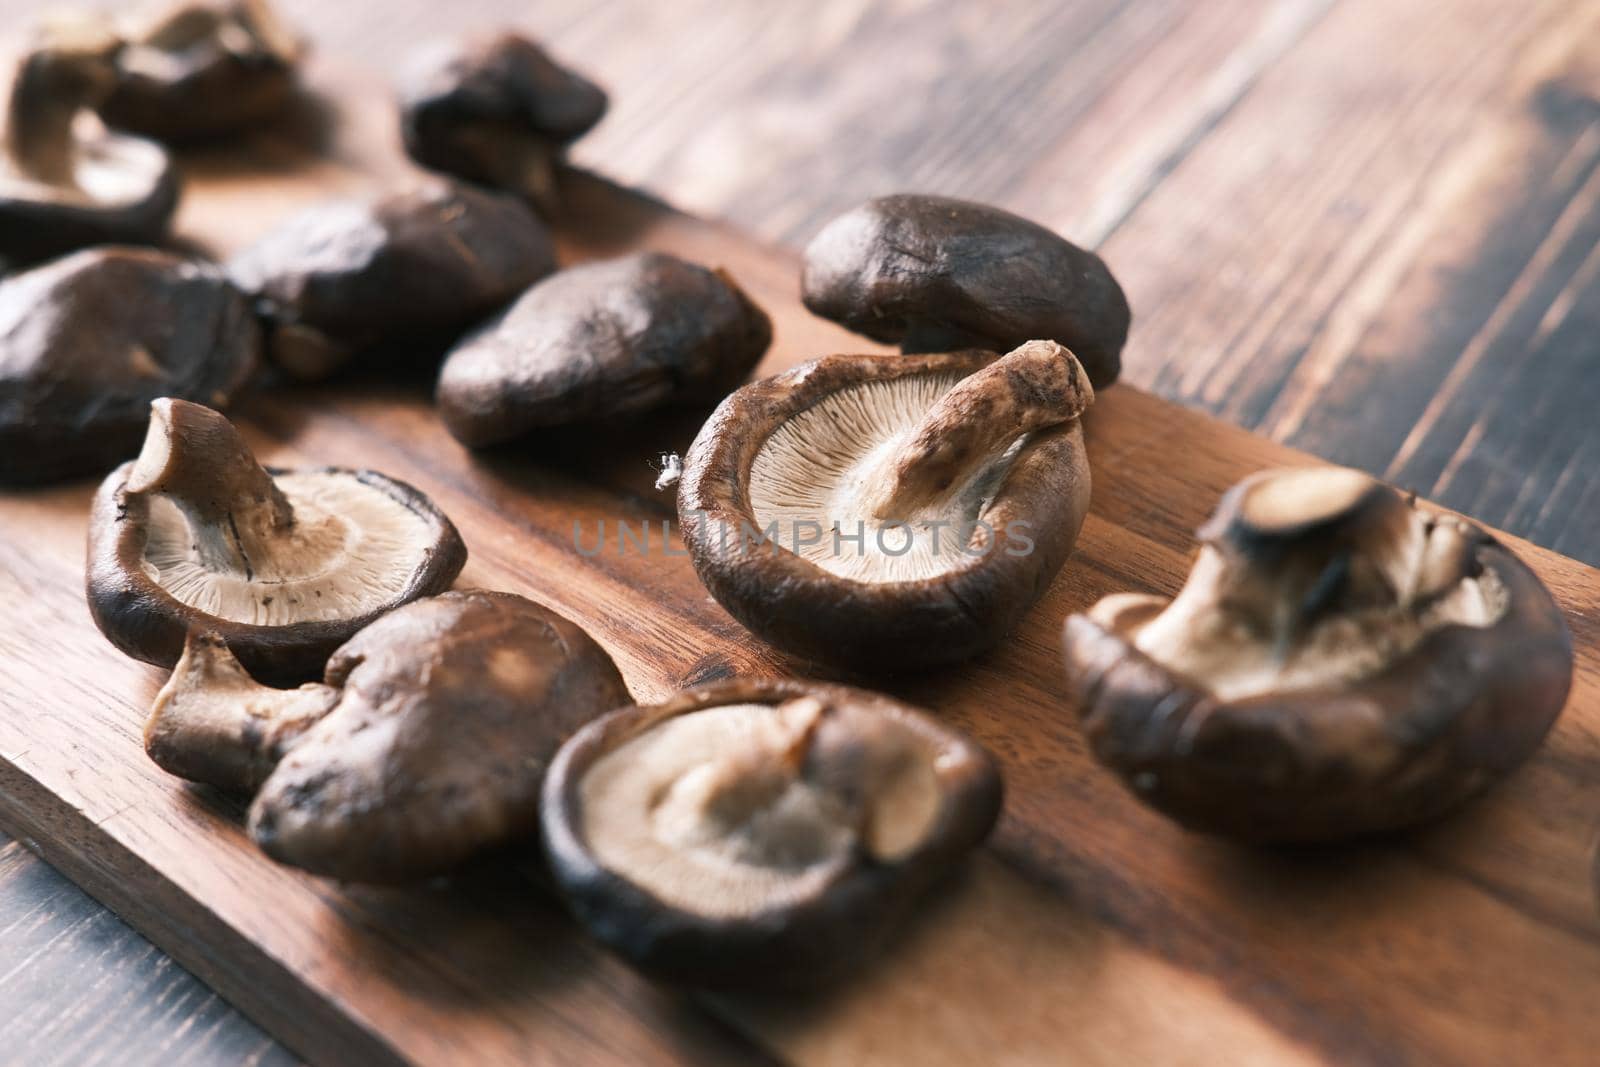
[148,591,630,883]
[398,30,606,218]
[0,248,258,485]
[88,399,466,684]
[436,251,772,447]
[802,194,1131,388]
[96,0,305,142]
[541,677,1001,987]
[0,15,180,268]
[678,340,1093,673]
[1061,466,1574,842]
[227,179,556,381]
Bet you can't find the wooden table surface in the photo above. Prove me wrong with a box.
[0,0,1595,1063]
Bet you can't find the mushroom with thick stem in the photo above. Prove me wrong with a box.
[0,247,259,485]
[0,15,180,268]
[436,252,773,447]
[541,677,1002,988]
[398,31,607,218]
[88,398,467,684]
[227,179,557,381]
[97,0,305,142]
[801,195,1131,389]
[677,340,1093,673]
[148,591,631,883]
[1061,466,1574,842]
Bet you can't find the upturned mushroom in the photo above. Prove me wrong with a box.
[88,398,466,684]
[436,252,772,447]
[677,340,1093,673]
[0,247,258,485]
[801,195,1131,388]
[96,0,304,142]
[398,31,606,217]
[0,15,180,267]
[148,591,630,882]
[1061,466,1574,842]
[227,179,556,381]
[541,677,1001,987]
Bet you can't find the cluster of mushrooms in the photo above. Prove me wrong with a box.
[0,0,1573,991]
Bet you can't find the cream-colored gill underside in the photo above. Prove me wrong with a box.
[1117,551,1509,703]
[748,373,1022,583]
[580,704,857,920]
[0,128,165,207]
[140,472,432,626]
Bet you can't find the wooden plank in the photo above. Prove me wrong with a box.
[1103,0,1600,559]
[1,57,1599,1067]
[7,2,1337,1058]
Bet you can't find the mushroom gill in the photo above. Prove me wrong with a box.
[128,398,449,625]
[746,339,1091,584]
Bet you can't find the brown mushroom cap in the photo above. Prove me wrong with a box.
[398,31,607,217]
[227,179,556,381]
[801,194,1131,388]
[677,342,1093,673]
[0,16,180,267]
[88,398,466,684]
[436,251,773,447]
[96,0,305,142]
[0,247,258,485]
[1061,466,1574,842]
[540,677,1001,988]
[237,590,630,883]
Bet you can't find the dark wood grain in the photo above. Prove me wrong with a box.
[0,0,1596,1063]
[0,838,296,1067]
[0,54,1599,1066]
[1107,0,1600,561]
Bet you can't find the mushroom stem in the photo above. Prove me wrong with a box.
[866,340,1093,519]
[238,0,301,61]
[657,697,829,843]
[146,631,337,791]
[137,5,228,50]
[1183,466,1485,659]
[5,16,123,186]
[134,0,298,62]
[125,398,297,575]
[452,124,560,215]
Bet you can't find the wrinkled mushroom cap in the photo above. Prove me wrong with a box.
[97,0,304,141]
[227,179,556,381]
[0,247,258,484]
[1061,466,1574,842]
[541,677,1001,987]
[88,398,466,683]
[399,31,607,214]
[801,194,1131,388]
[678,342,1093,673]
[239,590,630,883]
[436,251,773,446]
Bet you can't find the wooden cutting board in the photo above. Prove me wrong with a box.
[1,61,1597,1067]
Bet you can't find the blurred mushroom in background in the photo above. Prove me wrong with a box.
[0,14,179,268]
[96,0,306,142]
[399,30,607,218]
